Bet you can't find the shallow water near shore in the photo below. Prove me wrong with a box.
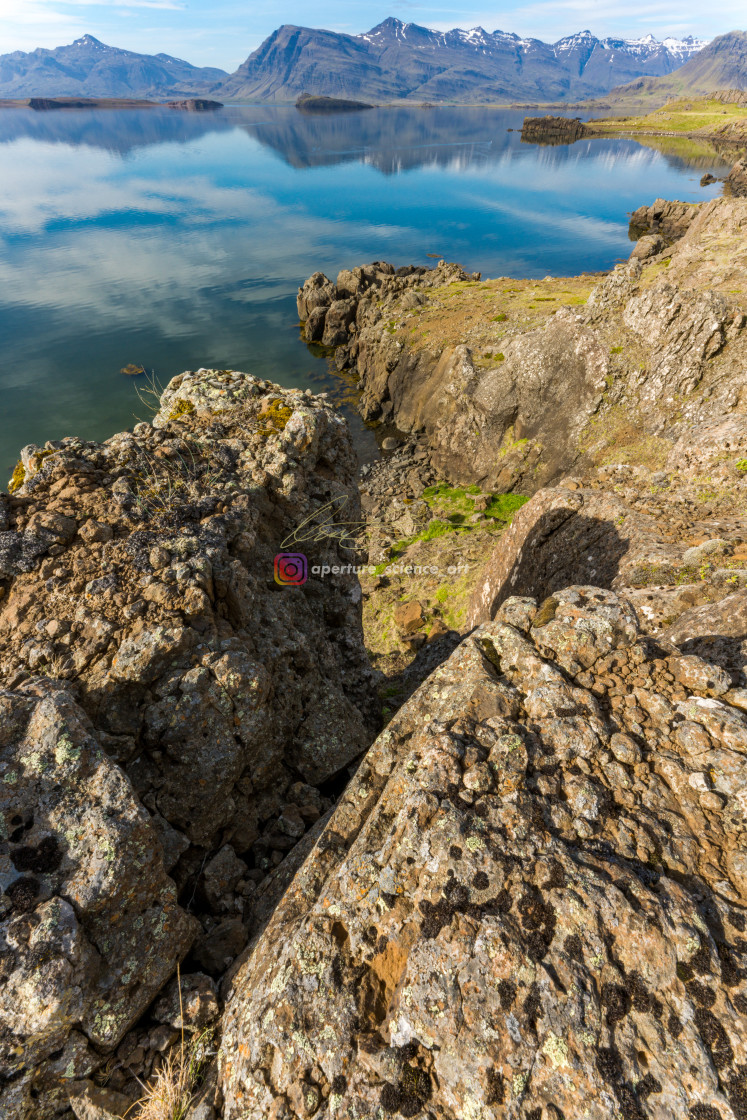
[0,103,730,475]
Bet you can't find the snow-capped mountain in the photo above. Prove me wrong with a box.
[216,19,711,103]
[0,22,714,104]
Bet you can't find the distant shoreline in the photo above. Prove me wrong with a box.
[0,96,223,111]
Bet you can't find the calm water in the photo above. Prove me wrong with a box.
[0,104,730,475]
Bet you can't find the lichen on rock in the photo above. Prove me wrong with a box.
[220,585,747,1120]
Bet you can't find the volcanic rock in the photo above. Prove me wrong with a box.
[219,585,747,1118]
[0,681,197,1118]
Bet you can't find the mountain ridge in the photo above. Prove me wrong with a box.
[0,22,711,104]
[214,18,709,104]
[0,34,227,99]
[592,29,747,106]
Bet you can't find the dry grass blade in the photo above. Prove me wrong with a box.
[133,372,167,419]
[122,966,215,1120]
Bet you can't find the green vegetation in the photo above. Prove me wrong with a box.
[736,458,747,473]
[422,482,528,524]
[588,98,747,140]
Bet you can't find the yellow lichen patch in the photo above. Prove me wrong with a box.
[169,398,195,421]
[258,398,293,436]
[32,449,56,471]
[8,461,26,493]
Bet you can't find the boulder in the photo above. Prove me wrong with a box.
[220,586,747,1119]
[321,299,357,348]
[726,157,747,198]
[153,972,219,1032]
[0,368,378,853]
[466,485,687,629]
[296,271,336,320]
[628,197,701,243]
[0,681,197,1118]
[520,116,587,144]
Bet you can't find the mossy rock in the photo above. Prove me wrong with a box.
[169,398,196,421]
[258,399,293,436]
[8,461,25,494]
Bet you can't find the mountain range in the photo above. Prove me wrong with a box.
[217,19,708,104]
[597,29,747,105]
[0,22,716,105]
[0,34,226,100]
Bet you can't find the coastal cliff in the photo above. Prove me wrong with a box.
[2,183,747,1120]
[296,194,747,496]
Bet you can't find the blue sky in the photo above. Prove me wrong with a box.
[0,1,741,71]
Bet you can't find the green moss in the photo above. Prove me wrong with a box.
[736,458,747,473]
[422,482,528,524]
[610,346,624,354]
[169,398,195,421]
[491,313,507,322]
[8,461,26,493]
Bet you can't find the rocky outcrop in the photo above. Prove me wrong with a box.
[220,584,747,1118]
[726,157,747,198]
[0,681,198,1117]
[0,368,381,1115]
[520,115,587,144]
[300,196,746,496]
[628,197,701,243]
[295,94,373,112]
[466,423,747,633]
[297,259,479,363]
[168,99,223,111]
[713,88,747,107]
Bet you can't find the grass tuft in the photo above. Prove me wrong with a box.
[123,969,214,1120]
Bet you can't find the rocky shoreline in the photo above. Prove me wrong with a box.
[2,176,747,1120]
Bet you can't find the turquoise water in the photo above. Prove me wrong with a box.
[0,104,729,474]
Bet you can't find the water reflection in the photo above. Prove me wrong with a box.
[0,105,731,470]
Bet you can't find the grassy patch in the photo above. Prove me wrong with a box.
[422,482,528,524]
[588,98,747,138]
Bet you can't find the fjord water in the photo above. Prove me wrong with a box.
[0,104,729,473]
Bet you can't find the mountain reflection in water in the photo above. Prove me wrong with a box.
[0,105,730,469]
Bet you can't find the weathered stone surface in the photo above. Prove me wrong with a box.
[0,369,378,854]
[0,367,382,1115]
[153,972,219,1032]
[726,156,747,198]
[628,197,701,242]
[0,681,197,1118]
[219,586,747,1119]
[466,484,690,629]
[67,1081,133,1120]
[664,589,747,645]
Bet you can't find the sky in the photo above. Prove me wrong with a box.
[0,0,742,72]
